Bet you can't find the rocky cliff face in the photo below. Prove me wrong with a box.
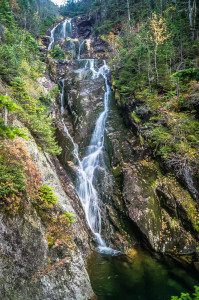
[0,123,94,299]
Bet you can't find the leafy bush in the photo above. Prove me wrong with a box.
[171,286,199,300]
[0,94,27,139]
[0,140,42,213]
[0,163,26,197]
[63,212,75,223]
[35,185,58,209]
[50,45,66,60]
[172,68,199,83]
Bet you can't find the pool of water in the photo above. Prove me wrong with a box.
[87,247,199,300]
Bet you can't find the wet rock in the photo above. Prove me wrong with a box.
[122,164,162,251]
[91,37,106,53]
[37,77,55,95]
[40,36,50,49]
[156,185,177,218]
[71,15,95,39]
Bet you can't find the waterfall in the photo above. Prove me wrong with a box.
[60,62,113,251]
[48,23,59,51]
[54,19,117,253]
[62,18,72,39]
[78,40,86,59]
[76,61,111,251]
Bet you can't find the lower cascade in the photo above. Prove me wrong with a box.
[61,59,116,253]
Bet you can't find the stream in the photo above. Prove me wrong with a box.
[48,19,199,299]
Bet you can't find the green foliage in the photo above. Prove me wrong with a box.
[131,111,141,123]
[38,185,58,206]
[171,286,199,300]
[143,107,199,173]
[63,212,75,223]
[0,1,61,154]
[0,43,23,82]
[11,0,58,37]
[60,0,87,17]
[50,45,65,60]
[0,94,21,111]
[0,119,27,139]
[172,68,199,83]
[0,161,26,198]
[11,78,61,154]
[40,15,57,35]
[0,28,40,83]
[0,0,16,28]
[0,94,27,139]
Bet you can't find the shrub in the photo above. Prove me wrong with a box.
[171,286,199,300]
[0,140,42,213]
[50,45,65,60]
[32,185,58,211]
[11,78,61,155]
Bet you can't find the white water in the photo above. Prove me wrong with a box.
[62,18,72,38]
[61,62,112,250]
[78,40,86,59]
[54,19,118,253]
[48,23,60,50]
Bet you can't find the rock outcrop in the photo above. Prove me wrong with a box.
[0,123,94,299]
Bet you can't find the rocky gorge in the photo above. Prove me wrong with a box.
[44,15,199,264]
[0,10,199,300]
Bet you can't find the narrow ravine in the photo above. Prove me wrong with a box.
[47,18,199,300]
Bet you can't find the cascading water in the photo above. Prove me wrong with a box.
[62,18,72,38]
[55,19,115,252]
[48,23,60,50]
[60,62,114,252]
[76,61,111,251]
[78,40,86,59]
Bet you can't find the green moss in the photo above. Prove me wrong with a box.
[131,111,141,124]
[112,165,122,177]
[161,177,199,232]
[112,164,123,187]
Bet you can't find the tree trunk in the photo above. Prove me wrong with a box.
[4,107,7,126]
[147,46,151,91]
[154,46,158,83]
[188,0,195,41]
[127,0,131,21]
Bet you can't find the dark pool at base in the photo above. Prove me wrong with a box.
[87,247,199,300]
